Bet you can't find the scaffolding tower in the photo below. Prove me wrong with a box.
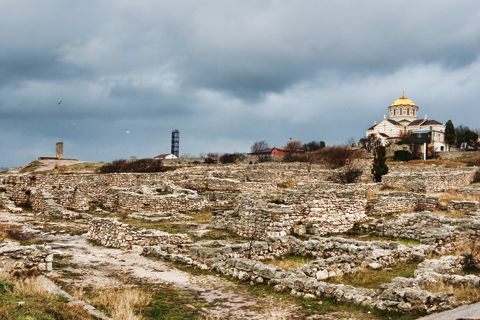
[171,129,179,157]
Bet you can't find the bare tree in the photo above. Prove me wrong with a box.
[358,134,381,153]
[346,137,356,147]
[250,140,270,153]
[180,153,192,159]
[285,140,303,153]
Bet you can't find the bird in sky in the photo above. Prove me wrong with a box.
[58,101,62,105]
[126,129,130,134]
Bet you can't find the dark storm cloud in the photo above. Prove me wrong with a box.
[1,0,480,167]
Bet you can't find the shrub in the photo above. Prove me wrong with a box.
[333,164,363,184]
[462,235,480,270]
[393,150,414,161]
[474,169,480,183]
[204,157,217,164]
[322,146,361,168]
[219,153,245,164]
[95,159,172,173]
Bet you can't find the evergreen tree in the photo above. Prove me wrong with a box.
[464,129,479,150]
[445,120,456,146]
[372,145,388,182]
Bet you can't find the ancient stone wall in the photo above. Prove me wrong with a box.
[295,181,381,192]
[447,200,479,213]
[370,192,439,216]
[0,241,53,274]
[210,190,367,238]
[436,151,480,160]
[87,218,192,250]
[142,236,463,313]
[456,184,480,196]
[382,167,476,192]
[375,212,480,252]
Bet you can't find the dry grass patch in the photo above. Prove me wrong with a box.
[263,254,317,269]
[423,282,480,303]
[0,271,94,319]
[277,181,295,189]
[88,287,152,320]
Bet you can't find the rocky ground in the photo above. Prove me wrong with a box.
[0,211,309,319]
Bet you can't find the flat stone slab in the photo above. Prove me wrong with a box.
[418,301,480,320]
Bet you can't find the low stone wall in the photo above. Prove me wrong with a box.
[0,241,53,274]
[210,190,367,239]
[382,167,476,192]
[142,236,460,313]
[375,212,480,252]
[456,185,480,196]
[370,192,439,216]
[436,151,480,160]
[447,200,479,213]
[87,218,192,250]
[295,181,381,192]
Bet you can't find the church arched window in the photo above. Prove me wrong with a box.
[407,109,409,115]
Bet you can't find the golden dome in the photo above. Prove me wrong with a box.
[390,91,416,106]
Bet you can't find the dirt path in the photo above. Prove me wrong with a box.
[47,235,298,319]
[35,159,88,172]
[0,207,295,320]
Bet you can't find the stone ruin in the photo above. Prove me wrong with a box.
[1,162,480,314]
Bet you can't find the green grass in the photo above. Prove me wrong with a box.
[146,286,207,320]
[328,259,420,289]
[325,228,421,246]
[69,162,104,168]
[156,189,173,196]
[18,160,44,173]
[290,232,309,241]
[122,213,249,243]
[17,239,45,246]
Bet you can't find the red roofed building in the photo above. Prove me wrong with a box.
[248,147,304,157]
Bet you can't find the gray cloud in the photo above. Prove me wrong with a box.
[1,1,480,167]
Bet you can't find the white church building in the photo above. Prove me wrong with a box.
[366,92,447,151]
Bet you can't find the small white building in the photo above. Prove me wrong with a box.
[154,153,178,160]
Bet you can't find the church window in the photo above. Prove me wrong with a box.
[407,109,409,115]
[394,109,396,115]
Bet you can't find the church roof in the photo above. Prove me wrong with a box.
[367,118,402,131]
[386,119,402,126]
[408,119,424,126]
[391,92,416,106]
[422,120,443,126]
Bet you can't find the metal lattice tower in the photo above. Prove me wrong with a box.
[171,129,179,157]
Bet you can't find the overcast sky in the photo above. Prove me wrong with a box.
[1,1,480,168]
